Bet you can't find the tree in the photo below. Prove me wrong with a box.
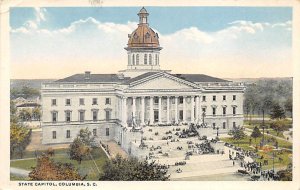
[251,126,262,142]
[69,128,94,164]
[10,100,18,123]
[10,122,31,158]
[284,97,292,118]
[228,126,246,147]
[99,154,169,181]
[32,107,41,121]
[270,103,286,120]
[69,137,91,164]
[18,108,32,121]
[29,154,84,180]
[270,119,289,136]
[77,128,94,146]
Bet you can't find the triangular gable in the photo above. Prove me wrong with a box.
[127,72,200,90]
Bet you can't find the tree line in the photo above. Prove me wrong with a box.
[243,79,292,118]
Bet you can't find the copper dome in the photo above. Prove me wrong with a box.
[126,7,161,49]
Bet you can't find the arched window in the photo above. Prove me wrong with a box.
[132,54,135,65]
[136,54,139,65]
[144,54,147,65]
[149,54,152,65]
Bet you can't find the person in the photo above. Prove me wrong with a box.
[233,160,235,166]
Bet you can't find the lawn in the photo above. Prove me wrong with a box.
[10,147,109,181]
[244,124,285,138]
[220,134,293,170]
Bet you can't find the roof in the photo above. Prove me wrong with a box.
[56,74,130,83]
[17,103,41,108]
[126,8,160,49]
[122,72,159,85]
[55,72,229,84]
[173,74,229,83]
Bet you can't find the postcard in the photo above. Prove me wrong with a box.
[0,0,299,190]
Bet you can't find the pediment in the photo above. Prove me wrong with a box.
[128,72,199,90]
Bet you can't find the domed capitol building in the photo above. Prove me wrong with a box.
[41,7,245,156]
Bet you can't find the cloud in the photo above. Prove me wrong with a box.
[10,17,292,79]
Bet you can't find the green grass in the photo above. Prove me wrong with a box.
[221,133,293,170]
[10,147,109,181]
[10,174,29,181]
[11,148,69,159]
[244,124,285,138]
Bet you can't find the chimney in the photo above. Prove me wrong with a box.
[85,71,91,80]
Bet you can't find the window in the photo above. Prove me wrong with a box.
[202,96,206,102]
[52,112,58,122]
[213,95,216,101]
[136,54,139,65]
[92,98,97,105]
[213,123,216,128]
[105,98,111,105]
[132,54,135,65]
[105,110,111,121]
[223,122,226,129]
[233,95,236,101]
[92,110,98,121]
[65,99,71,106]
[212,107,216,116]
[79,98,84,105]
[51,99,57,106]
[233,122,236,128]
[179,97,183,104]
[106,128,110,136]
[155,54,158,65]
[223,107,226,115]
[66,130,70,138]
[65,111,71,122]
[223,95,226,101]
[144,54,147,65]
[93,129,97,136]
[149,54,152,65]
[79,111,85,122]
[52,131,56,139]
[154,97,159,104]
[233,107,236,115]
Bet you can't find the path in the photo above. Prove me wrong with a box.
[102,140,128,158]
[10,167,30,177]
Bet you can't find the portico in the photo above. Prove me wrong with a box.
[121,94,201,127]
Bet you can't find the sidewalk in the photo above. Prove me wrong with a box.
[10,167,30,177]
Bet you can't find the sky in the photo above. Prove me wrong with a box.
[10,7,292,79]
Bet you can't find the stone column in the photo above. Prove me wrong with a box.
[183,96,186,122]
[150,96,154,125]
[191,96,195,123]
[122,97,127,127]
[175,96,178,123]
[132,97,136,118]
[141,96,145,125]
[166,96,170,123]
[196,96,200,123]
[158,96,162,123]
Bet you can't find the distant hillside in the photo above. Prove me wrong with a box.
[225,77,293,83]
[10,79,56,90]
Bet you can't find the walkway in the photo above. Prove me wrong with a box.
[10,167,30,177]
[103,140,128,158]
